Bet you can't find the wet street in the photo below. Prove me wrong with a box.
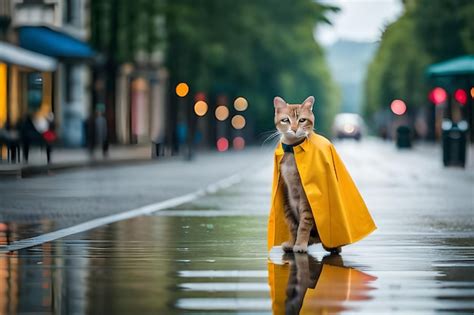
[0,139,473,314]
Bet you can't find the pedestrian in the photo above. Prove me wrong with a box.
[268,96,376,254]
[20,112,55,164]
[88,104,108,158]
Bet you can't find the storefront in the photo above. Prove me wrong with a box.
[17,26,95,147]
[0,42,57,124]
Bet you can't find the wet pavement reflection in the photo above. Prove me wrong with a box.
[269,253,376,314]
[0,141,473,314]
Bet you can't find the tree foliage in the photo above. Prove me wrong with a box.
[364,0,474,121]
[91,1,340,137]
[90,0,165,64]
[165,0,340,136]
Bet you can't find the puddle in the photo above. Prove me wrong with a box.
[0,155,473,314]
[1,211,473,314]
[0,220,58,246]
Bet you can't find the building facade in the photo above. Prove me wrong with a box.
[4,0,94,147]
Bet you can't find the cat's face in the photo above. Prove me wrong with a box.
[274,96,315,144]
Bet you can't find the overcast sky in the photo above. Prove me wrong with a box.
[316,0,403,46]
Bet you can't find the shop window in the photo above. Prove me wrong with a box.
[27,72,43,112]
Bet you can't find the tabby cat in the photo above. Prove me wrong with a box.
[274,96,320,253]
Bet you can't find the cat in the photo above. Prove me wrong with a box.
[274,96,320,253]
[283,253,322,315]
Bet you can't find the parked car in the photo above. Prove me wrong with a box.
[332,113,364,140]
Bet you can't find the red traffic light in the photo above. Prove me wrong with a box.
[454,89,467,105]
[428,87,447,105]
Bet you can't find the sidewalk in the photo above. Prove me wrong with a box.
[0,144,153,178]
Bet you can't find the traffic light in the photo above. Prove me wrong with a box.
[428,87,447,105]
[454,89,467,105]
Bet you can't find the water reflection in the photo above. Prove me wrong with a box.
[0,242,90,315]
[0,220,57,246]
[269,253,377,314]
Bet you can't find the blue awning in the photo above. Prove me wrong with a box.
[0,42,57,71]
[426,55,474,77]
[18,26,95,59]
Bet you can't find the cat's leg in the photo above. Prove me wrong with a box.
[308,225,321,245]
[293,207,314,253]
[282,209,298,252]
[281,197,298,252]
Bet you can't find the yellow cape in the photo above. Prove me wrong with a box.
[268,132,376,250]
[268,256,377,314]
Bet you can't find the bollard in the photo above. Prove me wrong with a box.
[396,125,411,149]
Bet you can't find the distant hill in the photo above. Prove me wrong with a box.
[325,39,378,113]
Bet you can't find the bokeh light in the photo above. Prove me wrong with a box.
[215,105,229,121]
[233,137,245,150]
[234,97,248,111]
[231,115,246,129]
[175,82,189,97]
[216,137,229,152]
[428,87,447,105]
[194,100,208,117]
[195,92,206,101]
[390,99,407,116]
[454,89,467,105]
[471,87,474,99]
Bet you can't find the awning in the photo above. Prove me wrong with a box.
[18,26,95,59]
[426,55,474,77]
[0,41,57,71]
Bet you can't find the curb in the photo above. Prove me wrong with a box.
[0,156,166,179]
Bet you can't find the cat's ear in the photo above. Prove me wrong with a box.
[302,96,315,111]
[273,96,287,111]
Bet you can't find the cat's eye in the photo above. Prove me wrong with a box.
[281,118,290,123]
[299,118,306,123]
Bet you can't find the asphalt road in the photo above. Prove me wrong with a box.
[0,139,473,314]
[0,147,271,243]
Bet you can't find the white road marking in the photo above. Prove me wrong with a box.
[178,270,268,278]
[179,282,270,292]
[1,173,244,253]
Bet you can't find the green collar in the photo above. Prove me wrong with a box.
[281,143,295,153]
[281,138,305,153]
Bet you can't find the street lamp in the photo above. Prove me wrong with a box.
[175,82,189,97]
[194,100,208,117]
[233,97,248,111]
[215,105,229,121]
[231,115,246,129]
[390,99,406,116]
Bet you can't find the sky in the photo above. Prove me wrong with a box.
[316,0,403,46]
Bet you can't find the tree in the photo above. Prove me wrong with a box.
[165,0,340,138]
[364,0,474,125]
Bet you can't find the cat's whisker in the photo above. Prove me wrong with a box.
[261,130,281,146]
[258,130,279,137]
[265,136,281,149]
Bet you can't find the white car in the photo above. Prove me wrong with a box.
[332,113,364,140]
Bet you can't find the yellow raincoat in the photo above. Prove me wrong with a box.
[268,132,376,250]
[268,259,377,314]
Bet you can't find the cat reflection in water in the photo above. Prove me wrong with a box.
[269,253,377,315]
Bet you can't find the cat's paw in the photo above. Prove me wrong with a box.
[292,244,308,253]
[281,242,294,252]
